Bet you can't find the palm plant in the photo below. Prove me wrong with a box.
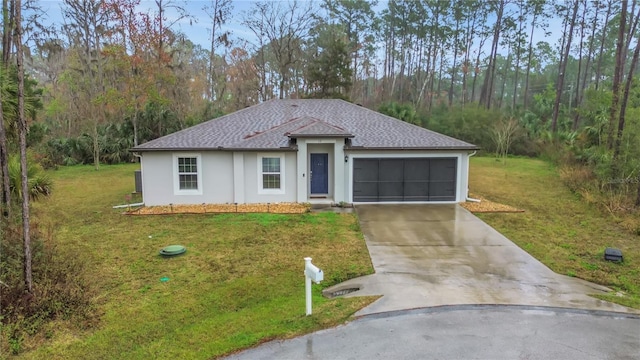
[8,152,53,202]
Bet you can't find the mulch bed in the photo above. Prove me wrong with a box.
[125,198,520,215]
[126,202,311,215]
[460,195,524,213]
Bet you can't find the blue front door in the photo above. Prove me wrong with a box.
[310,153,329,194]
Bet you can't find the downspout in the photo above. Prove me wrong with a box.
[466,150,481,202]
[132,151,145,206]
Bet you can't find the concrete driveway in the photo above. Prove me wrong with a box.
[324,204,637,315]
[224,306,640,360]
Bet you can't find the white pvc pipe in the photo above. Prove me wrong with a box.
[112,202,144,209]
[466,150,479,202]
[305,257,312,316]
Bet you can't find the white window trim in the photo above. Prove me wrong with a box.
[258,153,285,195]
[173,153,203,195]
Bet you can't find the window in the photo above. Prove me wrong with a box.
[178,157,198,190]
[262,157,281,189]
[173,154,202,195]
[258,154,285,194]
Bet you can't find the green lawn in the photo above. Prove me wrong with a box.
[12,157,640,358]
[469,156,640,309]
[17,164,375,359]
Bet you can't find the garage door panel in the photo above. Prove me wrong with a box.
[354,159,378,181]
[429,158,457,201]
[353,158,457,202]
[353,182,379,202]
[379,159,404,180]
[404,181,429,201]
[428,182,456,201]
[379,181,404,201]
[353,159,378,202]
[404,159,429,180]
[378,159,403,200]
[430,159,456,181]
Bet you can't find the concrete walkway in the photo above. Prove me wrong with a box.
[324,204,638,315]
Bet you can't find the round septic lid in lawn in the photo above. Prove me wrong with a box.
[160,245,186,256]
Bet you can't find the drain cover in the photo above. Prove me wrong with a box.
[330,288,360,297]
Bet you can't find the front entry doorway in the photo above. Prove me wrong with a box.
[310,153,329,195]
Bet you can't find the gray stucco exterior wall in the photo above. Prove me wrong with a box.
[140,149,471,206]
[141,151,234,206]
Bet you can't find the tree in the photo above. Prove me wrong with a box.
[15,0,33,294]
[243,1,315,99]
[204,0,233,103]
[0,0,13,216]
[613,4,640,175]
[305,23,352,98]
[0,63,9,216]
[523,0,549,109]
[490,117,520,161]
[479,0,505,109]
[321,0,377,101]
[607,0,627,148]
[378,102,419,125]
[551,0,580,132]
[62,0,109,170]
[225,46,260,111]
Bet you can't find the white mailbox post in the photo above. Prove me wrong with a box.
[304,257,323,316]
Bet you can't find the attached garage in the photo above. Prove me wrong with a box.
[353,158,457,202]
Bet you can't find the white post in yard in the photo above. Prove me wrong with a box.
[305,257,313,316]
[304,257,324,316]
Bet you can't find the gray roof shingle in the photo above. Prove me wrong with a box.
[132,99,478,151]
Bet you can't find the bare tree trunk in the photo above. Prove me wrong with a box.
[572,0,587,130]
[462,8,478,106]
[595,1,612,90]
[623,0,638,62]
[15,0,33,295]
[551,0,579,133]
[512,0,525,110]
[574,0,599,128]
[499,50,511,109]
[2,0,14,63]
[523,11,536,110]
[480,0,504,109]
[0,0,12,216]
[613,5,640,172]
[0,73,9,217]
[449,15,460,107]
[607,0,627,149]
[471,36,487,103]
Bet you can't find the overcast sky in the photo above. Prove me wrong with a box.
[37,0,305,51]
[36,0,561,57]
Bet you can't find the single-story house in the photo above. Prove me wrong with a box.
[131,99,478,206]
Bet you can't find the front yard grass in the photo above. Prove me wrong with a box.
[469,156,640,309]
[18,164,374,359]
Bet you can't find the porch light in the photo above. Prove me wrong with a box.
[344,155,349,163]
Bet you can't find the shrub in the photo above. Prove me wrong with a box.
[8,152,53,202]
[0,223,95,354]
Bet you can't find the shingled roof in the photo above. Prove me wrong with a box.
[132,99,478,151]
